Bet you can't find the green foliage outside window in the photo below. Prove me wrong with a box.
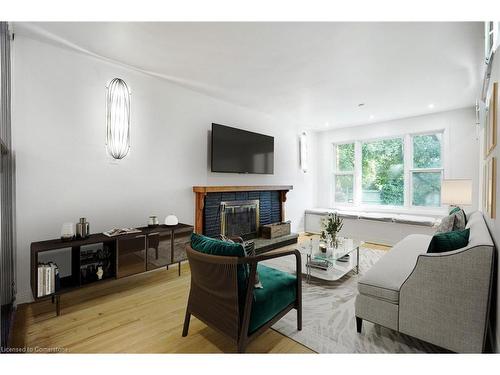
[336,143,354,171]
[412,172,441,207]
[362,138,404,206]
[413,134,442,168]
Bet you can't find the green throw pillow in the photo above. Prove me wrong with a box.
[427,228,470,254]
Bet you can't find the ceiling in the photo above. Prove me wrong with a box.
[13,22,484,130]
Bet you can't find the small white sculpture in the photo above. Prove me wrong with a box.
[165,215,179,226]
[96,266,104,280]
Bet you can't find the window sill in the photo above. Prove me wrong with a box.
[330,204,447,218]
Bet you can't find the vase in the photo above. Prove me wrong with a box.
[319,239,327,253]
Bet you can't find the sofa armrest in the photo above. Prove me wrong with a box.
[398,245,495,353]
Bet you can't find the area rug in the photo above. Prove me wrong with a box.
[262,247,444,353]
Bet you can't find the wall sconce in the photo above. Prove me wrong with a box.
[299,131,308,173]
[106,78,131,159]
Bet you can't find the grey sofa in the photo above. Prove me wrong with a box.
[355,211,495,353]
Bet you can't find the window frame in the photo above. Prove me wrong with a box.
[332,141,356,206]
[360,135,405,208]
[485,22,499,65]
[408,131,445,209]
[331,129,446,213]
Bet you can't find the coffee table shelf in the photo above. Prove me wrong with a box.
[260,236,362,283]
[305,238,362,282]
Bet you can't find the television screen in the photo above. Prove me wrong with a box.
[211,123,274,174]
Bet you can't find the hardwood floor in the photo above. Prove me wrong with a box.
[12,235,389,353]
[11,262,313,353]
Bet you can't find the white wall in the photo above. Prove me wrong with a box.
[480,51,500,353]
[314,108,479,213]
[12,36,316,304]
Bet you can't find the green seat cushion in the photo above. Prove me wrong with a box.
[190,233,248,294]
[427,228,470,253]
[248,264,297,334]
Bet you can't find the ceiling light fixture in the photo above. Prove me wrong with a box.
[106,78,131,160]
[428,103,435,109]
[369,115,375,120]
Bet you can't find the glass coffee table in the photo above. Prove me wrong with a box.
[304,238,362,282]
[259,236,363,283]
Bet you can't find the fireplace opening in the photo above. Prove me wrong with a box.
[220,200,260,240]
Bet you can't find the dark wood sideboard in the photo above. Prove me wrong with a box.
[30,223,194,316]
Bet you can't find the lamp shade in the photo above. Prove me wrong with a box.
[106,78,131,159]
[441,179,472,205]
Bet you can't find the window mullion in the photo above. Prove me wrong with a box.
[354,141,362,206]
[404,134,411,208]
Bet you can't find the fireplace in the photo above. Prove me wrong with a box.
[192,185,298,253]
[220,200,260,239]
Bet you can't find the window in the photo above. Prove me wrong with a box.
[411,133,443,207]
[485,22,499,64]
[332,131,444,209]
[362,138,404,206]
[333,143,354,203]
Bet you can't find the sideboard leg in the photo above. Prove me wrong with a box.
[178,261,181,276]
[55,295,61,316]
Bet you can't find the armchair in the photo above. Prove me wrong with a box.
[182,239,302,353]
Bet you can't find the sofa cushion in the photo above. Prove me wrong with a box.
[434,213,456,233]
[335,210,361,219]
[249,264,296,333]
[393,214,438,227]
[449,207,466,230]
[359,212,394,222]
[358,234,432,303]
[427,228,470,254]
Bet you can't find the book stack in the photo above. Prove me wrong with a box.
[103,227,141,237]
[306,259,330,271]
[37,262,60,297]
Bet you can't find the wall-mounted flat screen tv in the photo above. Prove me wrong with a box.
[211,123,274,174]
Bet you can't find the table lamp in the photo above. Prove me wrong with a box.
[441,179,472,208]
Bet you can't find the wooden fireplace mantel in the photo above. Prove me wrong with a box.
[193,185,293,194]
[192,185,293,233]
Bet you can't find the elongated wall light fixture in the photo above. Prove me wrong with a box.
[299,131,308,173]
[106,78,131,159]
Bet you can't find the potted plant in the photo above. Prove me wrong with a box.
[320,213,344,252]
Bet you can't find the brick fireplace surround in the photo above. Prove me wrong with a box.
[192,185,293,235]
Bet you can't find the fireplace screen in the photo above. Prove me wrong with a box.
[220,200,260,239]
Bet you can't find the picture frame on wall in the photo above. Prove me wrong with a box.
[486,157,497,219]
[486,82,497,157]
[483,163,488,210]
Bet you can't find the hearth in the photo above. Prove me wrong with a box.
[220,200,259,240]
